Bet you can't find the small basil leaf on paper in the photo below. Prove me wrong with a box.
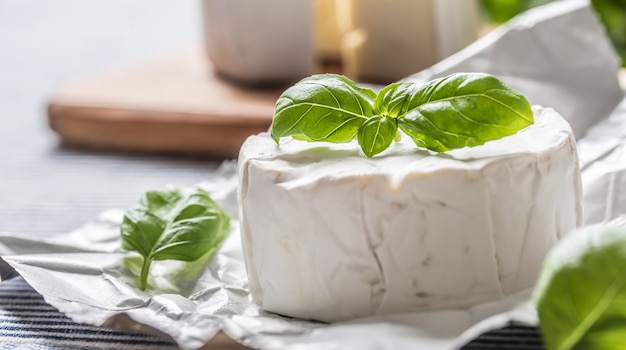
[121,186,230,291]
[399,73,533,152]
[534,225,626,350]
[271,74,376,143]
[374,82,416,118]
[357,115,398,157]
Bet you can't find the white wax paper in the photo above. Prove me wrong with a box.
[578,97,626,224]
[2,1,626,349]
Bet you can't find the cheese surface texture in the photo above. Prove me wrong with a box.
[238,107,581,322]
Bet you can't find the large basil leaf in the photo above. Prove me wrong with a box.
[373,82,416,118]
[357,115,398,157]
[121,186,230,290]
[534,225,626,350]
[399,73,533,152]
[270,74,376,143]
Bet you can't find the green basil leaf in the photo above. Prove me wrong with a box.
[269,72,533,156]
[399,73,533,152]
[121,186,230,290]
[480,0,552,24]
[534,225,626,350]
[591,0,626,67]
[357,115,398,158]
[270,74,376,143]
[374,82,417,118]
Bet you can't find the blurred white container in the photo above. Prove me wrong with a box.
[202,0,314,85]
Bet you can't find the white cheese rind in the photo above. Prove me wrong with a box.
[238,107,582,322]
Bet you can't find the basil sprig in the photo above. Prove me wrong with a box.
[271,73,533,157]
[120,187,230,290]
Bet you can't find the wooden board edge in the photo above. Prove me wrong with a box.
[48,102,271,159]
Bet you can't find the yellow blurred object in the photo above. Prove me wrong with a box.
[314,0,342,62]
[337,0,481,84]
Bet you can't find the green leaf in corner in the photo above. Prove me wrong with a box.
[591,0,626,67]
[399,73,533,152]
[121,186,230,291]
[534,225,626,350]
[270,74,376,143]
[357,115,398,157]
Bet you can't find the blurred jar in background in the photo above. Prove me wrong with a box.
[203,0,480,86]
[202,0,314,85]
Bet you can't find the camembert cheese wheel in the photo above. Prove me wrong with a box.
[238,106,582,322]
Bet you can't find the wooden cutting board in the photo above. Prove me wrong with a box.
[48,48,287,159]
[50,47,625,160]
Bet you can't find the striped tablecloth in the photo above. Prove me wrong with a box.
[0,278,176,350]
[0,275,545,350]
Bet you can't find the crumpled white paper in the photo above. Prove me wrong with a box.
[578,97,626,224]
[1,0,626,349]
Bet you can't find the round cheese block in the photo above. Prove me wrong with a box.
[237,106,582,323]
